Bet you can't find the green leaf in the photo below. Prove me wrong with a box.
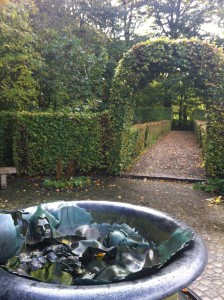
[156,228,195,265]
[30,262,73,285]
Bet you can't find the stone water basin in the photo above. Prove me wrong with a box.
[0,201,207,300]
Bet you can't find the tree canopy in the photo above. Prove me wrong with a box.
[148,0,219,38]
[0,0,224,112]
[0,1,41,111]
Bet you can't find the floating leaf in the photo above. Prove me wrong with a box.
[6,256,21,271]
[30,262,73,285]
[156,228,195,265]
[73,225,100,240]
[71,240,114,258]
[94,265,130,282]
[116,243,155,273]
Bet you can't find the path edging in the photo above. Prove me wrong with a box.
[119,173,207,183]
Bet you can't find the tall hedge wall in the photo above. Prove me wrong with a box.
[0,112,171,175]
[205,105,224,178]
[0,112,15,166]
[194,113,224,178]
[134,107,173,124]
[0,112,109,176]
[192,109,205,121]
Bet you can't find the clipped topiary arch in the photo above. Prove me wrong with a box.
[109,38,224,176]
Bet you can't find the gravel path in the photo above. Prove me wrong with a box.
[125,131,206,179]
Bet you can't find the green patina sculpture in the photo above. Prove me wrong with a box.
[0,202,195,285]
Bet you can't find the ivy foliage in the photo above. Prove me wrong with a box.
[194,178,224,195]
[43,176,91,191]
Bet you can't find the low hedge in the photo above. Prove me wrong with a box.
[119,120,172,171]
[0,111,108,176]
[194,120,206,161]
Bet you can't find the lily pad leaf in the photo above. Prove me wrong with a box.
[5,256,21,271]
[71,240,114,257]
[94,265,130,282]
[116,243,156,273]
[73,225,100,240]
[156,228,195,265]
[30,262,73,285]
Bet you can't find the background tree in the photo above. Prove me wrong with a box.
[1,0,223,112]
[34,27,108,111]
[116,0,148,43]
[0,1,42,111]
[148,0,218,38]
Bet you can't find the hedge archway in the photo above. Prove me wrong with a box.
[109,38,224,176]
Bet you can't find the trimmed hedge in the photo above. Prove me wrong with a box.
[0,112,108,176]
[205,105,224,178]
[134,107,173,124]
[194,112,224,178]
[0,112,15,166]
[119,120,172,171]
[1,112,171,175]
[194,120,206,162]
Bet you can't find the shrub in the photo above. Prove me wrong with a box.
[194,178,224,195]
[43,176,91,190]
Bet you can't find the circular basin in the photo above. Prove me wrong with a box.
[0,201,207,300]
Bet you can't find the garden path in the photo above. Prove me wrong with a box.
[124,130,206,180]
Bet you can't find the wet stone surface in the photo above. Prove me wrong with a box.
[0,176,224,299]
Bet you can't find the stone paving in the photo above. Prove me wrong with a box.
[0,175,224,299]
